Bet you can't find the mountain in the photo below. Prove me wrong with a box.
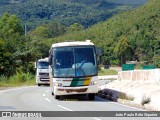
[0,0,147,30]
[48,0,160,66]
[107,0,147,5]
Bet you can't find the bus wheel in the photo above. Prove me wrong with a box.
[38,84,41,86]
[55,95,60,99]
[88,93,95,100]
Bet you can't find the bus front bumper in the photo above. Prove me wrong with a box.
[54,85,98,96]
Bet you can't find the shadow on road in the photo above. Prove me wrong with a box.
[55,94,111,102]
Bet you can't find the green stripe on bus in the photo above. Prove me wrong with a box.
[70,78,78,87]
[70,78,85,87]
[77,80,84,86]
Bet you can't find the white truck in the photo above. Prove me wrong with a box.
[35,57,50,86]
[49,40,100,100]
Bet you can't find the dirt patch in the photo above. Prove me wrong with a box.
[0,87,16,91]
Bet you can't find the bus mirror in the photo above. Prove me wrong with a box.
[49,56,52,65]
[96,47,102,56]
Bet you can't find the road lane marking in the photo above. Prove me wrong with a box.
[43,94,46,97]
[57,105,73,111]
[46,90,49,93]
[112,101,145,111]
[0,86,35,93]
[93,118,101,120]
[45,98,51,102]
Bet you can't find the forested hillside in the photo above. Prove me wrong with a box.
[108,0,147,4]
[1,0,159,78]
[0,0,147,30]
[47,0,160,66]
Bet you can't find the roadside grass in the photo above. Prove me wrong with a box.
[0,72,36,87]
[119,92,134,101]
[98,69,118,76]
[141,95,151,106]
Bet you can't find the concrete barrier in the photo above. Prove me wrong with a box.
[118,69,160,81]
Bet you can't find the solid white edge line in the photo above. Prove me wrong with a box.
[0,86,35,93]
[112,101,146,111]
[45,98,51,102]
[93,118,102,120]
[57,105,73,111]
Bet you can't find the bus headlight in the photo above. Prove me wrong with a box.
[55,83,62,87]
[90,81,98,86]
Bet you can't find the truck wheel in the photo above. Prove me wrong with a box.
[38,84,41,86]
[54,95,60,99]
[88,93,95,100]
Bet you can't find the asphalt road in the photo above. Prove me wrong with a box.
[0,86,159,120]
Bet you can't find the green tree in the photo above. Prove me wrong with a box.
[114,36,131,65]
[29,26,49,39]
[46,22,66,38]
[67,23,84,33]
[0,13,24,76]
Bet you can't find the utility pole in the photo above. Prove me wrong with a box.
[24,24,27,37]
[24,24,28,78]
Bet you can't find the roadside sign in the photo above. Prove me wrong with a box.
[122,64,134,71]
[143,65,156,70]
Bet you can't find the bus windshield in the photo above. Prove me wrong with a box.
[37,62,49,69]
[52,46,97,77]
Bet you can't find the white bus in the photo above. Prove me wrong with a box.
[35,57,50,86]
[49,40,99,100]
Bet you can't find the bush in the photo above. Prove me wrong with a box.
[98,69,118,76]
[141,95,151,106]
[135,62,143,69]
[153,55,160,68]
[9,72,28,83]
[0,75,8,83]
[119,92,134,101]
[98,65,102,71]
[0,72,35,87]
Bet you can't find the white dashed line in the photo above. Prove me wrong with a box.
[93,118,102,120]
[57,105,73,111]
[43,94,46,97]
[46,90,49,93]
[45,98,51,102]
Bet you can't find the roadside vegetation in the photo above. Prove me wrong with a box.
[0,0,159,86]
[0,72,35,87]
[141,95,151,106]
[98,68,118,76]
[119,92,134,101]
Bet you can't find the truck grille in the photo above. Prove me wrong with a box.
[39,73,49,76]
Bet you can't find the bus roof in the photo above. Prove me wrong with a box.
[37,57,49,62]
[51,40,94,48]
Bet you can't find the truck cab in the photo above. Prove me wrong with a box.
[35,57,50,86]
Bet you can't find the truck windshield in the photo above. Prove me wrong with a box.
[52,46,97,77]
[37,62,49,69]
